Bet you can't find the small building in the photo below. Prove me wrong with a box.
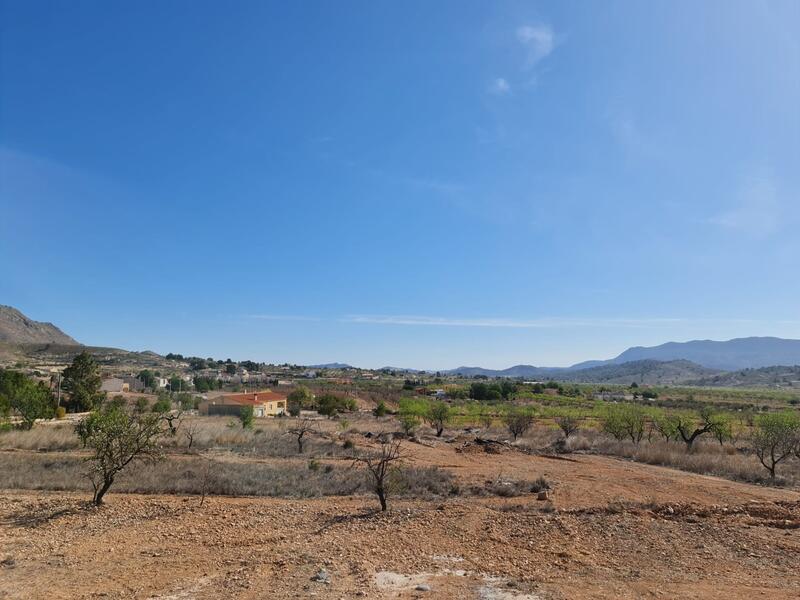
[199,390,288,418]
[100,378,129,393]
[122,376,145,393]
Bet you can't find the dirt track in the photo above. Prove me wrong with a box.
[2,446,799,599]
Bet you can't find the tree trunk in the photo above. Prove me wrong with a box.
[436,426,443,437]
[93,476,114,505]
[377,487,387,511]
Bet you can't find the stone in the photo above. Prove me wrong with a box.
[311,569,331,584]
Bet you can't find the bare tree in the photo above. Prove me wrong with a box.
[503,409,534,441]
[555,414,580,439]
[183,420,200,450]
[353,439,403,511]
[198,455,213,507]
[286,418,317,453]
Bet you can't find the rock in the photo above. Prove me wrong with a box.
[537,491,549,501]
[311,569,331,584]
[415,584,431,592]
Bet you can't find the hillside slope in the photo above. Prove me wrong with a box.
[0,305,79,345]
[555,359,721,385]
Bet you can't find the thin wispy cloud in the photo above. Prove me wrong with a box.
[516,24,555,68]
[487,23,557,97]
[710,168,788,238]
[245,313,800,329]
[488,77,511,95]
[246,314,322,322]
[343,315,687,329]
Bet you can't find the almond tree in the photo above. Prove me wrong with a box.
[425,401,451,437]
[675,406,719,450]
[353,439,403,511]
[286,418,317,453]
[752,412,800,479]
[76,404,179,505]
[503,407,534,441]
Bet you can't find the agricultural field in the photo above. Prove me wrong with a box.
[2,381,800,598]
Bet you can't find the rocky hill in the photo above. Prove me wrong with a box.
[0,305,79,345]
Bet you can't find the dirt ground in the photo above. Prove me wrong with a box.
[2,438,800,599]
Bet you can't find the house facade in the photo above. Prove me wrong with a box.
[100,377,129,393]
[199,390,288,418]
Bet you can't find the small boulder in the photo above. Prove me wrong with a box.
[415,584,431,592]
[311,569,331,584]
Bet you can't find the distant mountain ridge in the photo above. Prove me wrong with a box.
[582,337,800,371]
[444,337,800,379]
[0,305,80,345]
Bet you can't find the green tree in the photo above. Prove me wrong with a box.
[602,404,647,444]
[239,405,254,429]
[151,397,172,413]
[601,405,628,441]
[317,393,355,418]
[62,352,104,412]
[168,376,185,393]
[710,412,733,446]
[373,400,388,417]
[287,386,314,414]
[76,404,179,505]
[0,369,53,429]
[752,411,800,479]
[425,401,451,437]
[651,409,681,442]
[137,369,156,390]
[399,413,419,435]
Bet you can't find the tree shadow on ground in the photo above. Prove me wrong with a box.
[2,501,93,528]
[314,507,384,534]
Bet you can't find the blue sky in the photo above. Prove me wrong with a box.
[1,0,799,369]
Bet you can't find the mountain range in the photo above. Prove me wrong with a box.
[2,305,800,386]
[446,337,800,378]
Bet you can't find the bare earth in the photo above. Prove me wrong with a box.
[2,446,799,599]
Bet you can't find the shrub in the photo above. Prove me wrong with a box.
[373,400,388,417]
[152,398,172,414]
[55,406,67,419]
